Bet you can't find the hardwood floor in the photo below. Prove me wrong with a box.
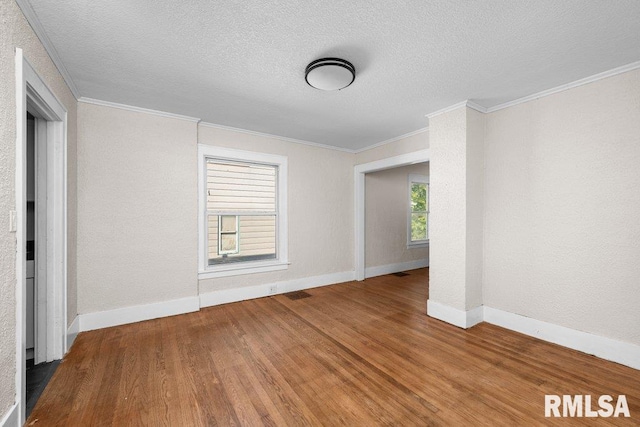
[29,268,640,425]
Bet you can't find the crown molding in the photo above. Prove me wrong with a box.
[465,100,488,113]
[198,121,355,153]
[426,60,640,118]
[78,97,201,122]
[15,0,80,99]
[425,100,487,119]
[12,1,640,155]
[485,60,640,113]
[354,127,429,154]
[76,98,430,155]
[425,100,468,119]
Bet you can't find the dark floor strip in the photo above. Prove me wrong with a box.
[26,359,61,418]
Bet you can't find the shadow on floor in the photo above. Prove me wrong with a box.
[26,358,60,418]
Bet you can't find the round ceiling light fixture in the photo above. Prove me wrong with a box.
[305,58,356,91]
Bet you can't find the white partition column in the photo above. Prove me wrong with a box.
[427,103,485,328]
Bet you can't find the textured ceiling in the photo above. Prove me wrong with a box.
[24,0,640,150]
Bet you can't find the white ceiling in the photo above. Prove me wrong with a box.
[23,0,640,151]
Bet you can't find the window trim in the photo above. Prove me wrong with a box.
[198,145,288,278]
[407,173,429,248]
[217,215,239,255]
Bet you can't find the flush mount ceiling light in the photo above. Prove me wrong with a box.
[305,58,356,91]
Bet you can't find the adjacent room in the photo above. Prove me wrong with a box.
[2,0,640,425]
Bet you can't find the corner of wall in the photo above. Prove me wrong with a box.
[66,315,79,353]
[464,106,485,310]
[426,300,483,329]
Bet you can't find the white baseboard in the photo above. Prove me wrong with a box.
[0,403,19,427]
[71,277,640,372]
[200,270,355,308]
[76,272,356,331]
[79,296,200,332]
[365,259,428,279]
[426,300,482,329]
[466,305,484,328]
[66,315,79,352]
[428,301,640,370]
[483,306,640,371]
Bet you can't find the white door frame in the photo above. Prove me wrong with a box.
[33,117,48,365]
[354,150,430,281]
[15,48,68,425]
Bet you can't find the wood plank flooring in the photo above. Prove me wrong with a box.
[29,268,640,425]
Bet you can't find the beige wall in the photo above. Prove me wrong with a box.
[76,112,420,304]
[355,130,428,165]
[76,102,198,313]
[483,68,640,345]
[465,109,484,310]
[428,107,468,310]
[198,125,354,293]
[427,106,485,312]
[365,163,429,268]
[0,0,78,416]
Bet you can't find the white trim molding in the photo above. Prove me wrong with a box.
[407,173,429,247]
[466,306,485,328]
[200,271,355,308]
[199,121,354,153]
[198,261,289,279]
[14,47,26,427]
[66,316,79,352]
[78,271,356,331]
[16,49,69,425]
[197,145,288,279]
[426,100,487,119]
[354,127,429,154]
[24,57,69,362]
[426,300,483,329]
[483,307,640,371]
[486,60,640,113]
[354,149,430,281]
[79,97,201,122]
[407,242,429,249]
[79,297,200,332]
[465,100,488,114]
[426,61,640,119]
[364,259,428,279]
[14,0,80,99]
[0,404,19,427]
[427,302,640,370]
[354,150,431,174]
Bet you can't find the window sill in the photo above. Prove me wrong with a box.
[407,241,429,249]
[199,260,289,279]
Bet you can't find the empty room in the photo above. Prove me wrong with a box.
[2,0,640,425]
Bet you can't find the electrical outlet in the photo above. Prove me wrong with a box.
[269,285,278,295]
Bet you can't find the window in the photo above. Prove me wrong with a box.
[198,145,288,278]
[217,215,239,255]
[408,174,429,247]
[207,161,277,264]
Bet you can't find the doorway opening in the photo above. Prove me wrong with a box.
[353,149,430,280]
[16,49,68,425]
[362,162,429,279]
[24,111,62,417]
